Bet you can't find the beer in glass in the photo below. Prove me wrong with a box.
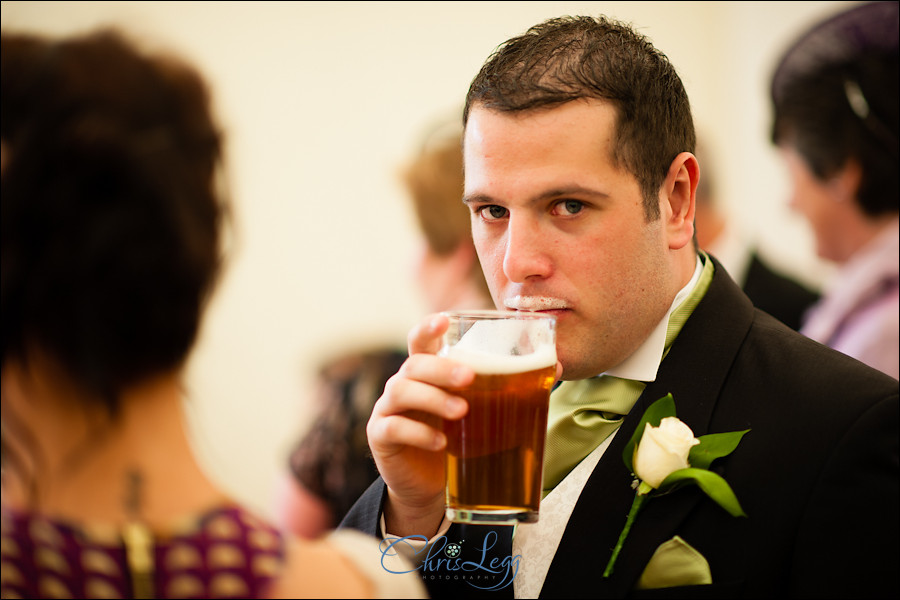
[440,310,557,525]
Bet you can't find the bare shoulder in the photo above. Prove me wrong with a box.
[267,534,371,598]
[267,530,426,599]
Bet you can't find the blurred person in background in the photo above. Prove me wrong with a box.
[693,139,820,331]
[0,28,424,599]
[771,0,899,379]
[275,118,493,539]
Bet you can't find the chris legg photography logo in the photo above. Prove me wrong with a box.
[379,530,521,590]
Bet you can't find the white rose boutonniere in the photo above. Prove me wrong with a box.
[633,417,699,488]
[602,394,750,578]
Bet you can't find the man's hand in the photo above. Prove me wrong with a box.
[366,313,473,537]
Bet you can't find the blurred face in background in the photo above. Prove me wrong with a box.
[779,144,860,264]
[412,240,467,312]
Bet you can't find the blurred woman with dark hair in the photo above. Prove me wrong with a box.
[770,1,899,379]
[0,28,423,599]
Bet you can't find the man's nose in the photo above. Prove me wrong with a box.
[502,215,553,283]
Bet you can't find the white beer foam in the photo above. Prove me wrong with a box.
[442,319,557,374]
[504,295,569,311]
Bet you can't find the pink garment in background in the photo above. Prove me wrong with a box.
[801,218,900,379]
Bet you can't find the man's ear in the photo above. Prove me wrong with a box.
[662,151,699,250]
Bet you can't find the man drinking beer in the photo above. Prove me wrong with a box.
[341,12,899,599]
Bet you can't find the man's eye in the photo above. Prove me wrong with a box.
[557,200,584,215]
[479,205,509,220]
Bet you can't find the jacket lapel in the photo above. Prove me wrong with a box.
[539,258,755,598]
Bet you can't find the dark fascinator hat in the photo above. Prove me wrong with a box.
[771,1,898,104]
[771,1,898,165]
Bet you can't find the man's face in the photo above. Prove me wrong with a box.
[463,99,677,380]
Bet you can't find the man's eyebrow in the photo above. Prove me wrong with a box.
[462,193,493,205]
[463,186,610,206]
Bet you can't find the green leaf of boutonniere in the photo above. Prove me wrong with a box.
[689,429,751,470]
[658,467,747,517]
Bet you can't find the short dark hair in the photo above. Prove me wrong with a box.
[463,15,696,219]
[1,29,226,413]
[770,1,899,218]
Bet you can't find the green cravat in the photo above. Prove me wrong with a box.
[542,376,644,493]
[541,253,714,495]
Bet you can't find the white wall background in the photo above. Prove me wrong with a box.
[1,0,853,518]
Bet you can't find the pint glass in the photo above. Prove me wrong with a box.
[439,310,557,525]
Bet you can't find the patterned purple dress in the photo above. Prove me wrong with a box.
[1,504,286,599]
